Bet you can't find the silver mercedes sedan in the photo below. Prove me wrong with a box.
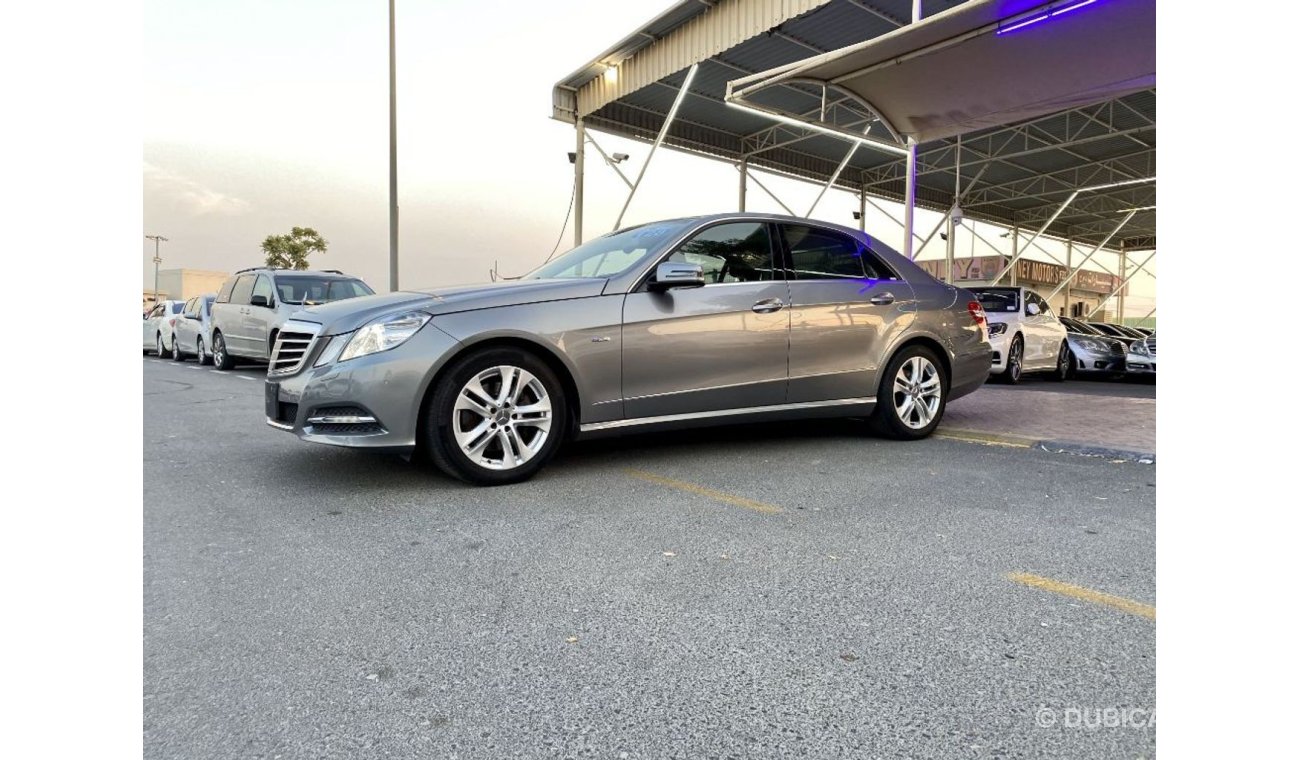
[265,214,992,485]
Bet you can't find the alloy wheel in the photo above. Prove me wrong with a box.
[892,356,942,430]
[452,365,553,471]
[156,334,164,357]
[1008,340,1022,381]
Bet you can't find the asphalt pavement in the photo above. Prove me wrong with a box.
[144,356,1156,759]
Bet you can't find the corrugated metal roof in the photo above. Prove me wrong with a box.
[552,0,1156,248]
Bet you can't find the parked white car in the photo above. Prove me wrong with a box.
[968,286,1069,383]
[171,294,217,364]
[142,300,186,357]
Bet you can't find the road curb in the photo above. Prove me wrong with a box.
[1036,439,1156,464]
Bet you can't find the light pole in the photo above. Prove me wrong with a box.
[145,235,168,304]
[388,0,399,292]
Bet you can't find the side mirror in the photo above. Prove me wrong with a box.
[250,294,271,308]
[649,261,705,292]
[1026,302,1040,316]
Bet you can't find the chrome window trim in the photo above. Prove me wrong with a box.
[579,396,876,433]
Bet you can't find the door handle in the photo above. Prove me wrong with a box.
[752,298,785,313]
[869,292,895,305]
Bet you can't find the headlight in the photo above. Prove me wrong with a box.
[338,311,432,363]
[1076,337,1106,353]
[1129,341,1149,356]
[987,322,1008,337]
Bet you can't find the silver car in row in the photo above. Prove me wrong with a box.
[263,214,994,485]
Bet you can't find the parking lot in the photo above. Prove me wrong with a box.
[144,356,1154,758]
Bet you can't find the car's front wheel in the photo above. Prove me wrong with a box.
[869,344,948,440]
[196,337,210,366]
[171,335,186,362]
[426,348,568,486]
[1047,340,1069,381]
[156,333,170,359]
[1000,335,1024,384]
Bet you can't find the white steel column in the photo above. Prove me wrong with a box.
[903,1,922,259]
[1046,210,1138,302]
[388,0,399,291]
[944,136,960,282]
[615,63,699,229]
[1063,236,1073,315]
[1009,223,1018,286]
[1118,247,1128,323]
[738,158,747,211]
[574,118,585,246]
[858,190,866,231]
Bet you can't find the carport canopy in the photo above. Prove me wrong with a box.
[727,0,1156,145]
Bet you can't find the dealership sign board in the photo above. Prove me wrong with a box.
[914,255,1122,294]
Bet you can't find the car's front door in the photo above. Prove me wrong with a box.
[621,221,790,419]
[225,275,257,354]
[1023,290,1052,368]
[777,223,914,404]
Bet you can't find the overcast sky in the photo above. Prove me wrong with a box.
[143,0,1153,317]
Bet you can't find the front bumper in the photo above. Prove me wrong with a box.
[987,331,1010,374]
[1071,343,1127,374]
[1125,352,1156,374]
[265,322,462,450]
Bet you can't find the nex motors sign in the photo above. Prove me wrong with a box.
[916,255,1122,294]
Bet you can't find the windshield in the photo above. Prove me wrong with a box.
[276,277,374,305]
[526,221,685,280]
[969,287,1020,313]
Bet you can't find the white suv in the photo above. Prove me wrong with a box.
[968,287,1069,384]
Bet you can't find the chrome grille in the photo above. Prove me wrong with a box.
[1145,337,1156,357]
[268,320,321,377]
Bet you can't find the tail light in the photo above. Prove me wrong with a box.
[168,318,177,327]
[967,301,987,326]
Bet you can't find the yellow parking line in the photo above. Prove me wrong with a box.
[1007,572,1155,620]
[935,429,1032,448]
[623,469,782,515]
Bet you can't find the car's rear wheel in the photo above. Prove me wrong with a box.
[171,335,186,361]
[212,332,236,370]
[1047,340,1068,381]
[156,333,170,359]
[426,348,568,486]
[196,337,210,366]
[868,344,948,440]
[1000,335,1024,384]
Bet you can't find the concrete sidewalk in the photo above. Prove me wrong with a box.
[941,384,1156,456]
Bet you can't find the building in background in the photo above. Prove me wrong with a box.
[142,269,229,312]
[914,256,1124,323]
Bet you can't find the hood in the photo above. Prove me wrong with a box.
[290,278,606,335]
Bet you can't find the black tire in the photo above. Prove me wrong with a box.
[999,335,1024,384]
[196,337,210,366]
[170,334,186,362]
[1065,347,1078,380]
[425,347,568,486]
[1046,340,1069,381]
[156,333,171,359]
[211,332,236,370]
[867,343,948,440]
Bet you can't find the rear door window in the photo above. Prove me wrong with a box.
[216,278,236,303]
[780,225,892,280]
[229,275,256,305]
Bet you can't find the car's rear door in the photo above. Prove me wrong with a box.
[621,220,790,419]
[778,223,913,404]
[224,275,257,354]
